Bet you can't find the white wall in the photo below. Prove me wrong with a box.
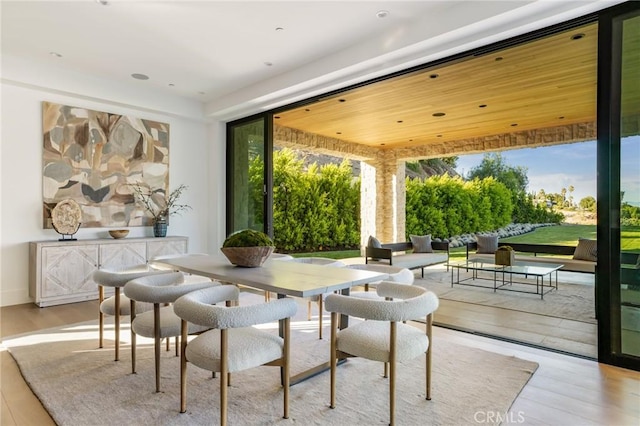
[0,80,221,306]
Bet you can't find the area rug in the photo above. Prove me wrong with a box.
[416,268,596,324]
[3,316,538,426]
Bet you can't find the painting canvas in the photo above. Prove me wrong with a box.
[42,102,170,228]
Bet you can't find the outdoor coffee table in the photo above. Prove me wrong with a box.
[447,257,563,299]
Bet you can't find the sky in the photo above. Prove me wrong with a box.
[454,137,640,205]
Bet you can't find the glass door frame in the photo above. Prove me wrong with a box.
[226,113,274,237]
[596,1,640,370]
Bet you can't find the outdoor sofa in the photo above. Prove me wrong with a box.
[365,236,449,277]
[465,240,597,274]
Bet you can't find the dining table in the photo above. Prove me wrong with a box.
[151,253,389,384]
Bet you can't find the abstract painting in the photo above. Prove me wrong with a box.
[42,102,170,228]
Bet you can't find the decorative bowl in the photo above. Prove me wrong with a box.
[109,229,129,239]
[221,246,274,267]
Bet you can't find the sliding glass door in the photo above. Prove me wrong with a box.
[597,2,640,370]
[226,115,273,236]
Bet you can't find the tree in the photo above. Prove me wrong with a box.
[568,185,575,207]
[579,196,596,212]
[466,153,531,222]
[466,153,528,194]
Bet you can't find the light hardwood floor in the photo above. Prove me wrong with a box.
[1,299,639,425]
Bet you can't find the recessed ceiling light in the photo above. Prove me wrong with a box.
[336,132,342,135]
[380,143,386,146]
[264,62,273,67]
[432,112,446,117]
[376,10,389,19]
[437,134,443,138]
[275,27,284,31]
[131,73,149,80]
[95,0,109,5]
[397,120,403,123]
[495,56,504,61]
[479,104,487,108]
[511,123,518,127]
[305,109,310,112]
[429,74,439,79]
[168,83,175,87]
[49,51,62,58]
[198,91,206,95]
[559,116,565,119]
[571,33,585,40]
[338,99,346,103]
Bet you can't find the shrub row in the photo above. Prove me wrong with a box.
[250,151,564,251]
[406,175,513,239]
[261,149,361,251]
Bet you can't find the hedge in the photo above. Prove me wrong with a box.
[405,175,513,239]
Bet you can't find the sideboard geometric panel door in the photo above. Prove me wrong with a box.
[30,236,188,307]
[39,244,99,304]
[147,238,189,260]
[99,242,147,270]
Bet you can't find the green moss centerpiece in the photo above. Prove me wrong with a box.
[221,229,275,267]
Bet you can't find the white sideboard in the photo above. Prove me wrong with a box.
[29,236,188,307]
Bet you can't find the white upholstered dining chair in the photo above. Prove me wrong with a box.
[287,257,346,339]
[92,266,168,361]
[123,272,217,392]
[346,263,414,296]
[173,285,297,425]
[325,282,439,426]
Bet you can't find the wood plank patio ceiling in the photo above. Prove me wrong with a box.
[275,23,601,151]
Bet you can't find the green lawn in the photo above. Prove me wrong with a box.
[622,226,640,252]
[501,224,596,245]
[502,224,640,252]
[289,250,361,260]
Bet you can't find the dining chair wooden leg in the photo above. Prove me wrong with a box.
[390,321,397,426]
[330,312,337,409]
[426,313,433,400]
[154,304,161,393]
[318,297,323,340]
[384,362,388,378]
[130,300,137,374]
[175,336,179,357]
[220,329,229,426]
[114,288,121,361]
[98,286,105,348]
[307,300,312,321]
[180,320,188,413]
[283,317,290,419]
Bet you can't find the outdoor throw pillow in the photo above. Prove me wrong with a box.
[410,234,433,253]
[476,234,499,254]
[368,235,382,248]
[573,238,597,262]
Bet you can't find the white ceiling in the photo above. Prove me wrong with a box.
[0,0,625,121]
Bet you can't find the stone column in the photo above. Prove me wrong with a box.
[360,161,377,254]
[360,152,406,253]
